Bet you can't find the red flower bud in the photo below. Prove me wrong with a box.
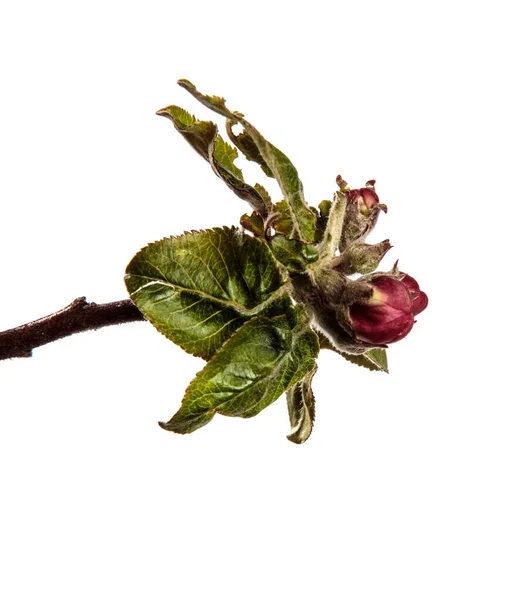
[398,272,429,315]
[348,273,428,345]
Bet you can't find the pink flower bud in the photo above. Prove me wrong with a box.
[347,187,380,213]
[340,180,387,243]
[348,273,428,345]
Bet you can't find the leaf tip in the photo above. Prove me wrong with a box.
[286,432,307,445]
[177,78,195,90]
[156,106,171,118]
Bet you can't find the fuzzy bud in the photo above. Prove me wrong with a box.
[333,239,392,275]
[340,180,387,244]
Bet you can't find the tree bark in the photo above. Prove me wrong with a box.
[0,297,144,360]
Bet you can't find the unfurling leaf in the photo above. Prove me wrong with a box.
[176,79,235,119]
[212,135,244,180]
[271,199,294,237]
[286,365,317,444]
[177,79,317,243]
[154,105,216,161]
[226,120,274,178]
[159,306,319,434]
[240,211,265,237]
[125,227,290,359]
[248,138,316,243]
[156,105,271,216]
[269,235,319,273]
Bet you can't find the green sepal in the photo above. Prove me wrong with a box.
[286,365,317,444]
[177,79,317,243]
[160,306,320,434]
[125,227,291,360]
[269,235,319,273]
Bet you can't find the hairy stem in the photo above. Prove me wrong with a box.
[0,298,145,360]
[317,191,347,263]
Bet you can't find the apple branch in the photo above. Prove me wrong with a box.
[0,297,144,360]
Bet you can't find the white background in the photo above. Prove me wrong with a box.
[0,1,513,598]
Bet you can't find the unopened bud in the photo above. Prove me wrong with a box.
[341,181,387,244]
[345,272,428,345]
[398,272,429,315]
[333,239,392,275]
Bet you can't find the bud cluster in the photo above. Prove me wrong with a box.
[298,177,428,352]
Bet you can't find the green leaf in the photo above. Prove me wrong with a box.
[269,234,319,273]
[318,200,332,219]
[341,348,389,373]
[156,105,270,217]
[253,139,316,243]
[208,138,272,217]
[212,135,243,180]
[226,120,274,177]
[271,199,294,237]
[314,200,332,243]
[254,183,272,209]
[316,331,389,373]
[286,365,317,444]
[155,105,216,161]
[240,211,265,237]
[177,79,317,243]
[125,227,291,360]
[177,79,235,119]
[160,306,319,434]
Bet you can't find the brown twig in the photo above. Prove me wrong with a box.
[0,297,145,360]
